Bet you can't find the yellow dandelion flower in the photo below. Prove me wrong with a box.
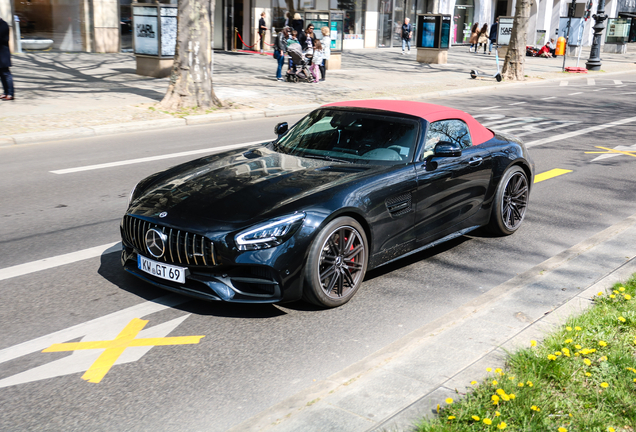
[497,421,507,430]
[445,398,453,404]
[619,317,626,323]
[608,427,615,432]
[600,382,609,388]
[559,428,568,432]
[531,405,541,412]
[633,378,636,383]
[509,393,516,400]
[508,376,515,381]
[548,354,557,361]
[575,326,582,331]
[591,348,597,353]
[496,389,506,396]
[501,394,510,401]
[471,380,478,385]
[563,348,571,357]
[597,291,604,296]
[610,294,616,299]
[448,415,456,420]
[484,418,493,425]
[472,415,480,421]
[518,382,525,387]
[564,338,572,344]
[600,356,608,361]
[486,368,492,372]
[581,348,591,355]
[619,287,626,292]
[599,341,607,347]
[495,411,501,417]
[492,395,500,404]
[575,344,582,349]
[492,380,498,386]
[495,368,503,374]
[574,352,580,357]
[530,340,537,347]
[625,294,632,300]
[555,351,562,356]
[437,404,440,413]
[585,372,592,377]
[613,290,619,294]
[584,358,592,366]
[566,326,572,331]
[526,381,533,387]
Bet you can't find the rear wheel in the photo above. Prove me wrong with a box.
[496,73,502,82]
[488,166,529,235]
[303,217,368,308]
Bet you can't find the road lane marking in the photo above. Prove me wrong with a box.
[43,318,204,383]
[481,106,501,110]
[541,97,557,100]
[0,242,121,282]
[559,81,569,86]
[508,102,527,105]
[50,140,267,175]
[525,116,636,148]
[585,144,636,161]
[592,88,606,91]
[534,168,572,183]
[587,78,595,85]
[568,92,583,95]
[614,80,623,85]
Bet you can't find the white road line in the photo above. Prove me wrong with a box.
[0,242,121,282]
[614,80,623,85]
[481,106,501,110]
[569,92,583,95]
[559,81,569,86]
[593,88,606,92]
[541,97,557,100]
[508,102,527,105]
[51,140,267,175]
[525,116,636,148]
[587,78,595,86]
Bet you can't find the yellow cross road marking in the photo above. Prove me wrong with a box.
[42,318,204,383]
[585,146,636,158]
[533,168,573,183]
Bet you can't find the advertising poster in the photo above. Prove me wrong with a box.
[160,7,177,57]
[498,17,514,45]
[133,7,159,55]
[441,16,451,48]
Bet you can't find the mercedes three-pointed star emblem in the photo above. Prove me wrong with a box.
[145,228,167,258]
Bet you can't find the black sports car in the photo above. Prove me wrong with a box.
[121,100,534,307]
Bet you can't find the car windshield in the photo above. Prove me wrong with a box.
[274,109,419,165]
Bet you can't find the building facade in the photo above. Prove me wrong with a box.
[1,0,634,54]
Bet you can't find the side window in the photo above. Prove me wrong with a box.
[421,119,473,160]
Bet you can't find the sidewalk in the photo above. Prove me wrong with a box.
[1,46,635,145]
[229,213,636,432]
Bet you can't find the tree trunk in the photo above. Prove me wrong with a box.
[501,0,531,81]
[160,0,222,110]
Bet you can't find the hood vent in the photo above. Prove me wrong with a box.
[385,192,413,217]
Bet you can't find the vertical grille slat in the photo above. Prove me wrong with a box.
[122,216,215,267]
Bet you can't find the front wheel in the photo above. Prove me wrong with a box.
[488,166,529,236]
[303,217,368,308]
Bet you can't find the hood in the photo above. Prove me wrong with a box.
[128,146,375,226]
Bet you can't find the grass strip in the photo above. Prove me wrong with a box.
[415,274,636,432]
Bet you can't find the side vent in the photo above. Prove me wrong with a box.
[385,192,413,218]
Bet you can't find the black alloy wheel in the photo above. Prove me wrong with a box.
[488,166,529,235]
[304,217,368,308]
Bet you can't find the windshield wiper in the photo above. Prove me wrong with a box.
[302,154,351,164]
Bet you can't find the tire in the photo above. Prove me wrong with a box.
[303,217,368,308]
[496,73,502,82]
[470,70,477,79]
[488,166,529,236]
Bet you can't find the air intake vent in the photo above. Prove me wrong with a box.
[385,192,412,217]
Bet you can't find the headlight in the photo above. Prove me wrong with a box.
[236,213,306,251]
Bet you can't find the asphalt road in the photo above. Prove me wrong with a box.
[1,73,636,431]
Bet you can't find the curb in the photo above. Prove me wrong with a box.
[1,69,633,147]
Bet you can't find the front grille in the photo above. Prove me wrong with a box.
[122,215,216,266]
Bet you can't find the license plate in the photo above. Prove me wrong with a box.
[138,255,186,283]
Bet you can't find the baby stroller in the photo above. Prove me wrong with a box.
[285,42,315,83]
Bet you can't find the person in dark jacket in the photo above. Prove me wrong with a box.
[274,26,290,81]
[401,17,413,54]
[488,17,498,54]
[0,17,14,100]
[258,12,267,54]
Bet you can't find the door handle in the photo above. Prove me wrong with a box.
[468,157,483,166]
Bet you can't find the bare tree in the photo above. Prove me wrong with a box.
[501,0,531,81]
[161,0,222,110]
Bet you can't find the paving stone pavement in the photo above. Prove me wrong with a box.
[1,46,635,141]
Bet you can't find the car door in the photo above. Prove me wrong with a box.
[414,119,492,243]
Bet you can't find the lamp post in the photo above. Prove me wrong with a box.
[585,0,608,71]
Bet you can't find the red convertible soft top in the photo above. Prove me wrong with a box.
[323,100,495,146]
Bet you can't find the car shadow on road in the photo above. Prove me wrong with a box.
[97,251,287,319]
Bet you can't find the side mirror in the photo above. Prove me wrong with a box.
[434,141,462,157]
[274,122,288,137]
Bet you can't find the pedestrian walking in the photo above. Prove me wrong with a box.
[469,22,479,52]
[274,26,290,81]
[401,17,413,54]
[477,23,489,54]
[258,12,267,54]
[488,18,498,54]
[319,26,330,81]
[291,13,304,38]
[0,17,14,100]
[310,40,323,83]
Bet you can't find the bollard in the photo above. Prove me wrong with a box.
[555,36,566,56]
